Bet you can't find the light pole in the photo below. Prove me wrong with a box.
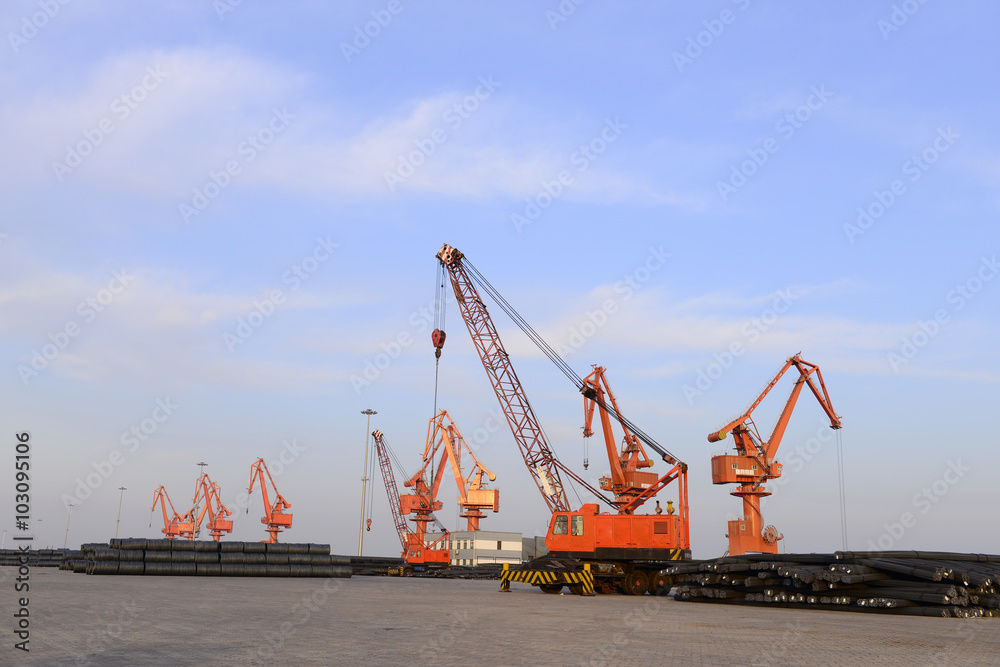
[358,408,377,557]
[63,504,73,549]
[193,462,207,538]
[115,487,127,539]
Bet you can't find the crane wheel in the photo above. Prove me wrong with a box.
[539,584,563,594]
[623,570,649,596]
[650,573,671,595]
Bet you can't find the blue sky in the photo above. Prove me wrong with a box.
[1,1,997,558]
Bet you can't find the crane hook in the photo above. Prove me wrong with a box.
[366,518,372,532]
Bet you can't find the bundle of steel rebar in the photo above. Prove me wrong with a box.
[662,551,1000,618]
[63,539,351,577]
[0,548,79,568]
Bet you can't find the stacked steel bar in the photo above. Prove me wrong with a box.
[63,539,351,577]
[662,551,1000,618]
[0,548,81,568]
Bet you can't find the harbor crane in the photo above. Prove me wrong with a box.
[708,353,842,556]
[247,458,292,543]
[372,428,451,568]
[190,473,234,541]
[150,485,196,540]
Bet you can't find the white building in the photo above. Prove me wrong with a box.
[425,530,522,566]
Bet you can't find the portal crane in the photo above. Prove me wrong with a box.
[435,243,689,595]
[190,473,234,541]
[150,485,196,540]
[708,353,842,556]
[372,429,451,568]
[247,458,292,543]
[426,410,499,531]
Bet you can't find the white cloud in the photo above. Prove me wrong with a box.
[0,46,701,206]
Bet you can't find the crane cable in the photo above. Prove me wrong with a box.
[432,262,448,417]
[836,428,848,550]
[366,436,377,530]
[462,258,682,466]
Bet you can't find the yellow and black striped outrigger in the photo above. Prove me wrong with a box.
[499,563,594,595]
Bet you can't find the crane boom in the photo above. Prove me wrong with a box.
[373,430,411,552]
[437,244,587,513]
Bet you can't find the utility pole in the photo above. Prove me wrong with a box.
[358,408,377,557]
[115,487,127,539]
[63,504,74,549]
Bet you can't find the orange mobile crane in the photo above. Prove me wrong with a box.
[190,473,234,541]
[150,485,196,540]
[372,428,451,568]
[708,353,842,556]
[435,244,689,595]
[247,458,292,543]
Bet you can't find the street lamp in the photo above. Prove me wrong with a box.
[193,462,208,538]
[63,504,74,549]
[115,487,127,539]
[358,408,377,556]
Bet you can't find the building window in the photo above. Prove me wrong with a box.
[497,541,502,551]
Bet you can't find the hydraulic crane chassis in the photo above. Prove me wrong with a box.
[500,551,692,597]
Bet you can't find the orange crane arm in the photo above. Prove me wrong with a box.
[373,430,412,551]
[708,353,842,455]
[151,485,181,528]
